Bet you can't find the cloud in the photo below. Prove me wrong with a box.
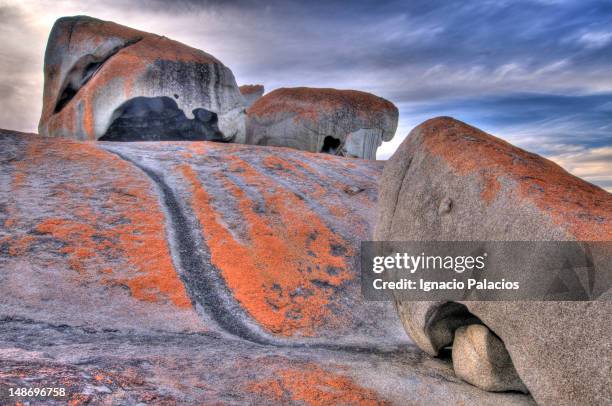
[0,0,609,191]
[548,146,612,191]
[0,3,46,132]
[389,93,612,146]
[576,30,612,49]
[377,93,612,192]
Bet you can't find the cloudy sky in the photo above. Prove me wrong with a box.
[0,0,610,190]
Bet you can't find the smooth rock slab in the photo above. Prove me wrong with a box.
[0,128,535,405]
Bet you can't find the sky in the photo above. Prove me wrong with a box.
[0,0,610,191]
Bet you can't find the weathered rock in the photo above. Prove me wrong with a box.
[240,84,265,107]
[0,128,535,405]
[246,87,398,159]
[38,16,246,142]
[374,117,612,405]
[453,325,528,393]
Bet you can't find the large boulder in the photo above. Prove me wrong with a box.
[239,84,264,108]
[374,117,612,405]
[38,16,246,142]
[246,87,398,159]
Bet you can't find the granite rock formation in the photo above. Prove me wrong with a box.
[38,16,246,142]
[240,84,265,108]
[246,87,398,159]
[452,325,528,393]
[374,117,612,405]
[0,128,535,405]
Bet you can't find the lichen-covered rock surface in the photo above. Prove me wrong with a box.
[0,128,534,405]
[240,84,265,108]
[375,117,612,406]
[246,87,398,159]
[38,16,246,142]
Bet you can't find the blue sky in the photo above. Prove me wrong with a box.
[0,0,610,190]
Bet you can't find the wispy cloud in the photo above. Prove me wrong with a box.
[576,30,612,49]
[0,0,609,190]
[549,147,612,191]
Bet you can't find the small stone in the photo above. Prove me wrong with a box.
[344,185,364,195]
[438,197,452,214]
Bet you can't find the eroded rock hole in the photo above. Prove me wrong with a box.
[100,96,229,142]
[55,62,107,113]
[321,136,341,154]
[54,56,105,113]
[53,38,142,114]
[54,87,77,114]
[424,302,482,358]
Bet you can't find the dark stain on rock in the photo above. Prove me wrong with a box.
[100,96,228,142]
[330,244,347,257]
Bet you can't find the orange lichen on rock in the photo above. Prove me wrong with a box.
[40,16,245,142]
[40,16,220,127]
[15,138,190,308]
[247,363,387,405]
[6,235,35,257]
[419,117,612,240]
[239,84,264,95]
[11,138,46,189]
[247,87,396,122]
[479,171,502,204]
[180,158,353,336]
[12,172,27,189]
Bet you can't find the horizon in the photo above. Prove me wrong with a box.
[0,0,610,191]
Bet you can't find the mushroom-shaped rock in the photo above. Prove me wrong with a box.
[374,117,612,405]
[38,16,246,142]
[239,84,264,108]
[246,87,398,160]
[453,325,528,393]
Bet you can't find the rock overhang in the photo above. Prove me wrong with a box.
[38,15,246,143]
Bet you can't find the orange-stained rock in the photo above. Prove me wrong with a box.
[0,127,535,405]
[239,84,265,108]
[375,117,612,405]
[38,16,245,142]
[1,129,202,334]
[1,127,401,342]
[246,87,398,159]
[102,136,398,342]
[246,361,388,405]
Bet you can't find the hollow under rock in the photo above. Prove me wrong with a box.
[100,96,229,142]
